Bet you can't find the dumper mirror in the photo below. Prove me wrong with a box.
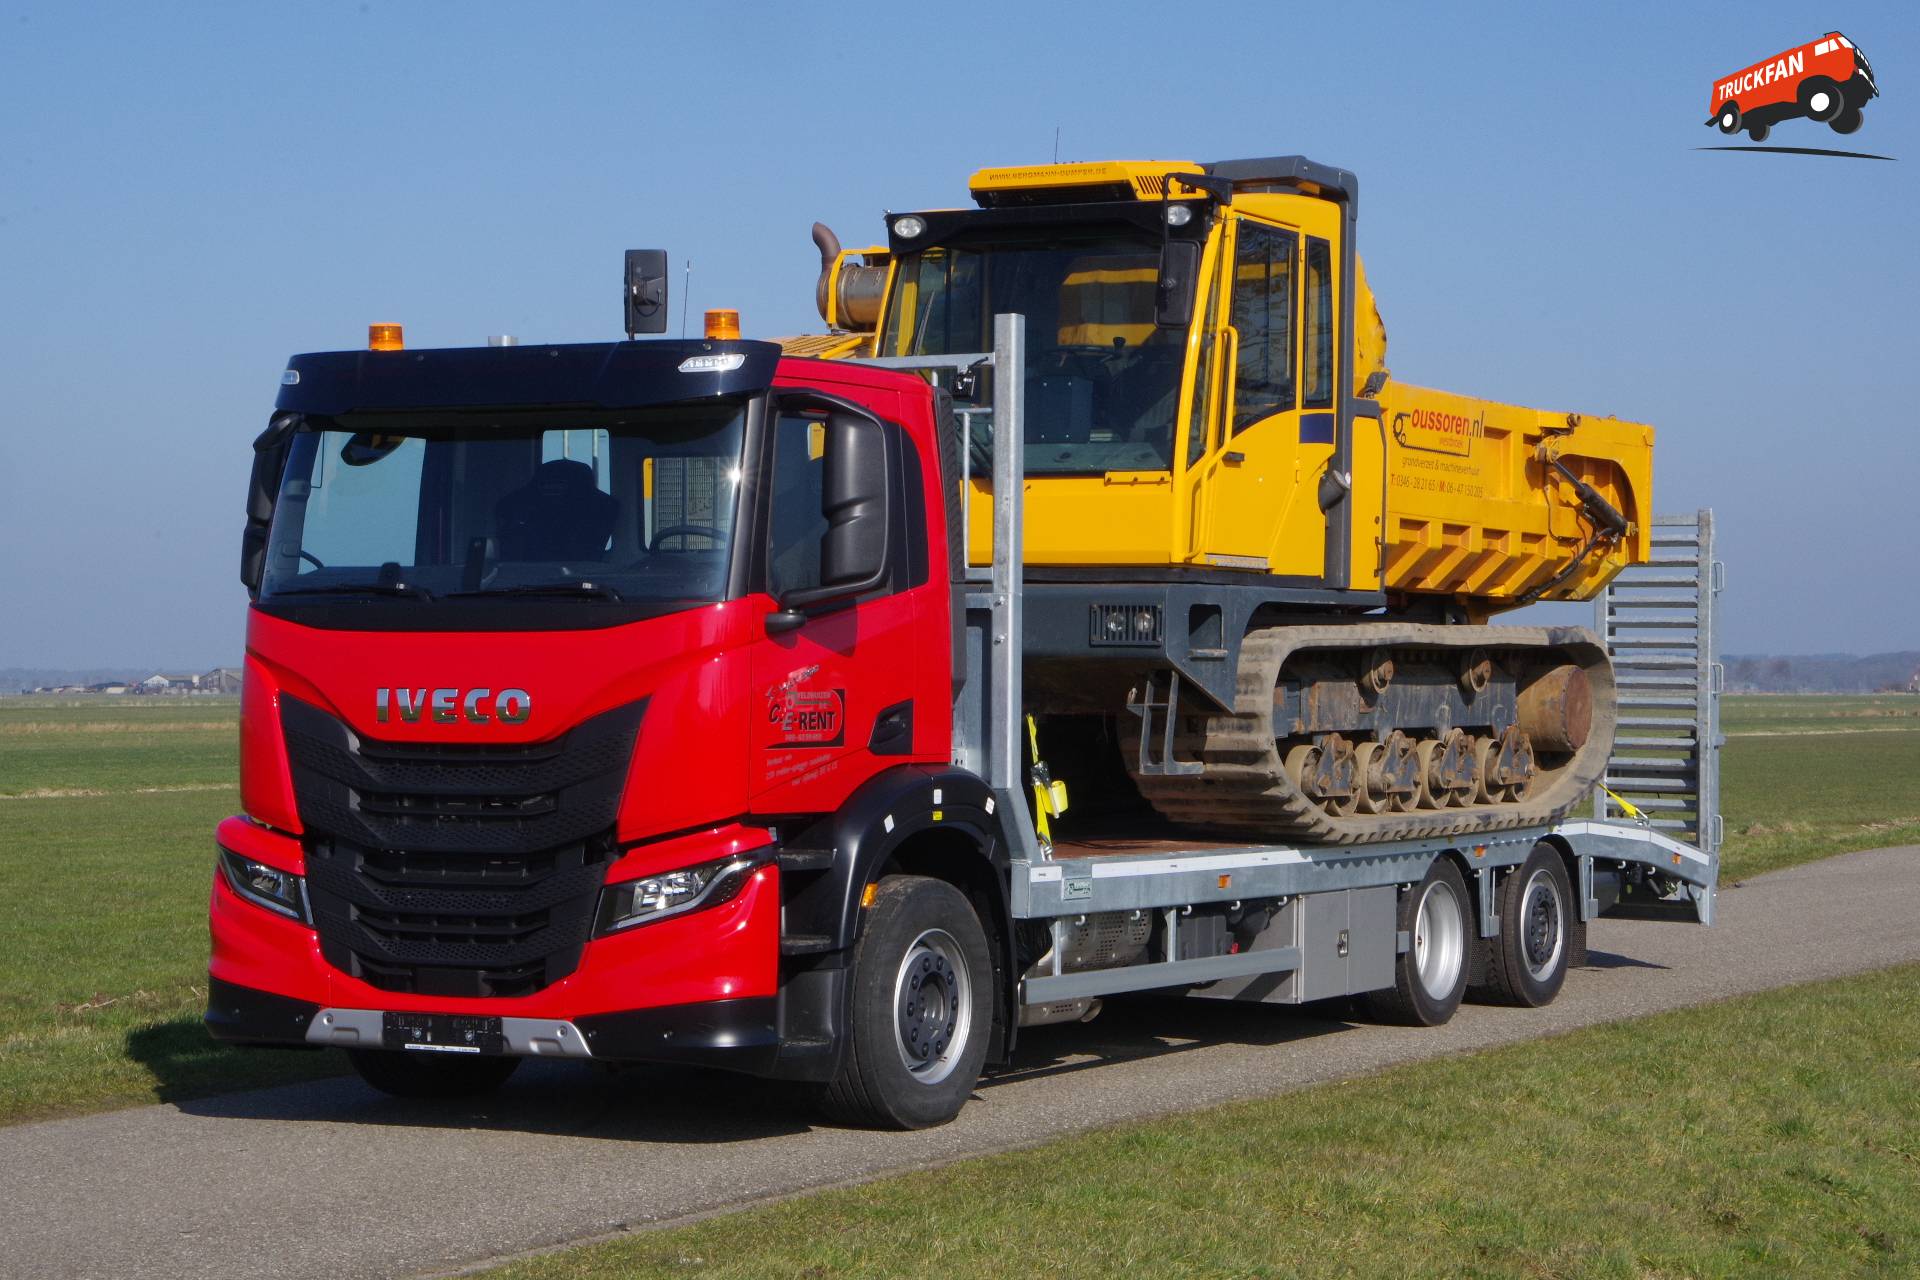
[623,249,669,337]
[775,411,891,616]
[1155,240,1200,329]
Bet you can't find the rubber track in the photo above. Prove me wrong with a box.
[1123,622,1617,846]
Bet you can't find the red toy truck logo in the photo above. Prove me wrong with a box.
[1707,32,1878,141]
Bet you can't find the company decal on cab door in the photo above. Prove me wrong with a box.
[765,666,845,748]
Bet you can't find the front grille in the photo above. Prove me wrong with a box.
[305,840,615,997]
[282,697,645,996]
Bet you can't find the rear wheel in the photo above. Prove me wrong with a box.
[1473,843,1573,1007]
[821,875,993,1129]
[1717,102,1741,134]
[347,1048,521,1099]
[1746,119,1771,143]
[1365,857,1470,1026]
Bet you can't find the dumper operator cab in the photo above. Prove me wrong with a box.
[850,158,1370,590]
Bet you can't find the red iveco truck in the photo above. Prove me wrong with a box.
[208,251,1720,1129]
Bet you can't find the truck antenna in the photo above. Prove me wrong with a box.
[1053,126,1060,163]
[680,260,692,338]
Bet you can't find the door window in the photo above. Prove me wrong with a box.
[1230,221,1297,431]
[1304,237,1335,410]
[766,412,830,598]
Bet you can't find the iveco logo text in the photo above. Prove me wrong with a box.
[375,688,532,725]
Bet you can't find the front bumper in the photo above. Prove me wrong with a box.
[206,976,783,1073]
[207,818,844,1080]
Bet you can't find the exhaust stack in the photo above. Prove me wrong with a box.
[812,222,889,332]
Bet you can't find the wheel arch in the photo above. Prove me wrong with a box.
[780,764,1021,1062]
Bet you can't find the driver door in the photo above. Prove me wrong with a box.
[1190,215,1330,575]
[746,402,923,813]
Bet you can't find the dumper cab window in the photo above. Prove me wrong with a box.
[881,228,1189,474]
[258,401,747,625]
[1230,220,1297,431]
[1303,238,1335,411]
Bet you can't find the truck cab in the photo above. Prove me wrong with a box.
[209,331,1021,1127]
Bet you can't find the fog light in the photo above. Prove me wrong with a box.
[596,855,763,934]
[218,848,309,922]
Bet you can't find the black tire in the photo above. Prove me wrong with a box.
[1364,857,1471,1027]
[821,875,993,1129]
[347,1048,522,1099]
[1746,119,1770,143]
[1473,843,1572,1008]
[1716,102,1741,134]
[1831,106,1863,135]
[1799,76,1844,122]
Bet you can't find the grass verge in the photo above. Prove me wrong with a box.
[485,965,1920,1280]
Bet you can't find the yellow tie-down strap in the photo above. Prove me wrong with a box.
[1602,784,1648,824]
[1026,714,1069,843]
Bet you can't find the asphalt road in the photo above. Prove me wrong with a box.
[3,845,1917,1280]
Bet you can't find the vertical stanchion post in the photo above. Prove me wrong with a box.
[988,314,1026,798]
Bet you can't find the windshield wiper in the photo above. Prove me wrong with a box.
[271,582,437,601]
[449,581,627,601]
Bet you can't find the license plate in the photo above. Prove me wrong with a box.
[382,1012,505,1055]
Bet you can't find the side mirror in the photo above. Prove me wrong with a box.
[240,415,297,594]
[774,411,891,617]
[1155,240,1200,329]
[624,249,669,337]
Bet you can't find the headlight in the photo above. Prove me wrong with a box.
[218,847,309,922]
[596,855,763,935]
[892,215,926,240]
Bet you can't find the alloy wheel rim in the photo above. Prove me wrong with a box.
[1414,879,1465,999]
[893,928,972,1084]
[1519,868,1564,980]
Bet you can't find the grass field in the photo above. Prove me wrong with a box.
[0,692,1915,1125]
[1718,695,1920,879]
[0,696,343,1122]
[482,964,1920,1280]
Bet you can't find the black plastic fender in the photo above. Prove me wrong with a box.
[779,763,1023,1063]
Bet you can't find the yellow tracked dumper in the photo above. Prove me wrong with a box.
[795,157,1653,844]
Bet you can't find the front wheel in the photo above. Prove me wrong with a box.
[1800,76,1844,122]
[1365,857,1471,1026]
[347,1048,521,1099]
[822,875,994,1129]
[1831,106,1864,135]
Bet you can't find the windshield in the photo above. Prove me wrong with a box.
[260,402,746,610]
[880,229,1187,474]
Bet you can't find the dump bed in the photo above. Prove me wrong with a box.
[1374,382,1653,607]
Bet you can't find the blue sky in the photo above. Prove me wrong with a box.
[1,1,1915,668]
